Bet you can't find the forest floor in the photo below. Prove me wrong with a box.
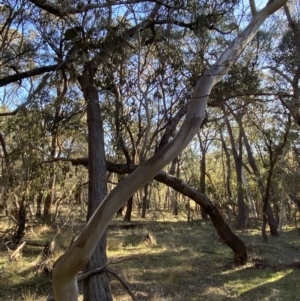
[0,210,300,301]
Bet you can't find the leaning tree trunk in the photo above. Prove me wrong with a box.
[80,63,112,301]
[105,162,248,264]
[52,2,288,299]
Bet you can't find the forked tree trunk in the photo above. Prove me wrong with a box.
[113,84,135,222]
[224,110,246,229]
[229,105,277,232]
[52,2,288,299]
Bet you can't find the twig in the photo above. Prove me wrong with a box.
[46,257,141,301]
[52,208,76,241]
[78,255,143,282]
[77,263,109,282]
[104,268,140,301]
[9,241,26,260]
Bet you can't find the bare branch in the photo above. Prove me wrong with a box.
[78,255,142,282]
[0,64,60,87]
[249,0,257,16]
[28,0,62,16]
[209,91,296,106]
[52,1,288,299]
[104,269,140,301]
[263,66,293,85]
[28,0,182,17]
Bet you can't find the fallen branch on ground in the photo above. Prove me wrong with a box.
[9,241,26,260]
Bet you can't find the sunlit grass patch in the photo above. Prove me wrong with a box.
[224,270,292,295]
[1,210,300,300]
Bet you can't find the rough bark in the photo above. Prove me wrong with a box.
[79,62,112,301]
[52,2,288,299]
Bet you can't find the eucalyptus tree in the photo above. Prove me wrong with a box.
[196,126,218,219]
[100,36,192,219]
[0,76,85,241]
[0,0,289,300]
[260,1,300,126]
[246,99,291,240]
[225,102,279,235]
[222,106,247,228]
[50,2,288,300]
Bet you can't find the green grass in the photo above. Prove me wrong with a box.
[1,211,300,300]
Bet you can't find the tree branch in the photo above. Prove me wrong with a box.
[209,92,296,106]
[52,1,288,299]
[104,268,140,301]
[78,255,142,282]
[249,0,257,16]
[263,66,293,85]
[28,0,175,17]
[0,64,60,87]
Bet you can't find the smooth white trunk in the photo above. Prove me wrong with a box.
[52,1,288,300]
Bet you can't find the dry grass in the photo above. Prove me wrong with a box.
[0,211,300,301]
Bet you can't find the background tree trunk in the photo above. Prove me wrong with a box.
[52,3,288,298]
[141,184,149,218]
[224,111,246,229]
[198,131,209,219]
